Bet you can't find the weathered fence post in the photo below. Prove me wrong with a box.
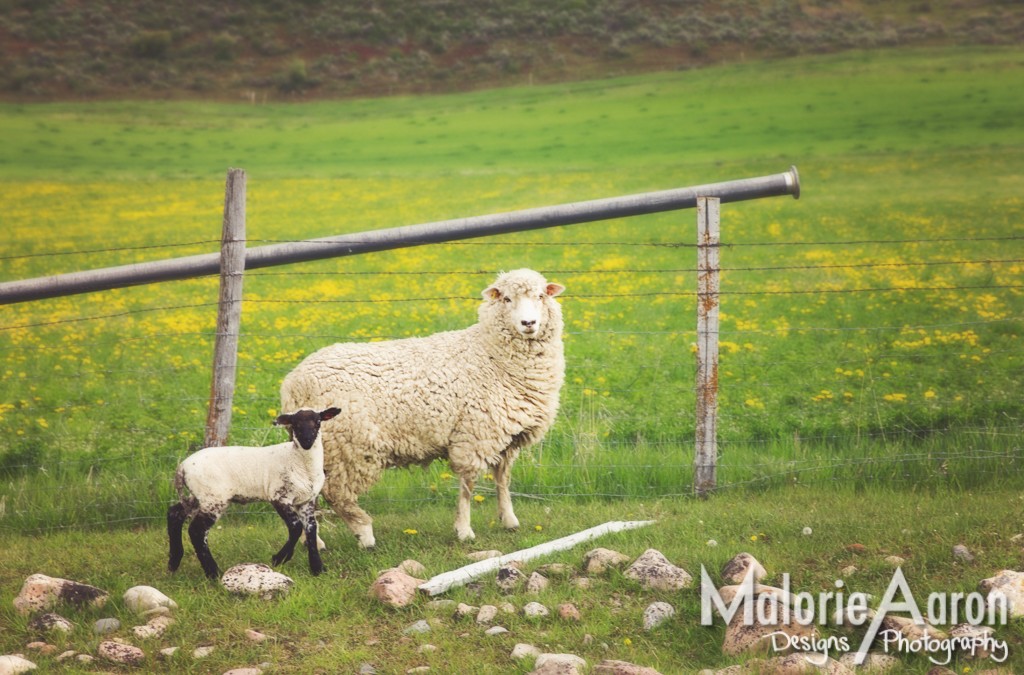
[204,169,246,448]
[694,196,720,498]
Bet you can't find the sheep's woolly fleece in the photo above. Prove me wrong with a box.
[281,268,565,545]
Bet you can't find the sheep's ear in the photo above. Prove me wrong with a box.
[545,283,565,297]
[320,407,342,422]
[484,286,502,301]
[274,413,293,427]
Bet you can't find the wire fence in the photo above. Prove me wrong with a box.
[1,228,1022,535]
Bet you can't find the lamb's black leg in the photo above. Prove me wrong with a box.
[271,501,303,566]
[167,502,188,572]
[187,511,221,580]
[301,501,325,576]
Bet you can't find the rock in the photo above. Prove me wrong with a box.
[403,620,431,635]
[624,549,693,591]
[27,613,73,634]
[572,577,593,590]
[720,553,767,585]
[844,544,867,554]
[407,667,430,674]
[840,566,858,577]
[593,660,664,675]
[583,548,630,575]
[952,544,975,563]
[534,653,587,674]
[193,645,216,659]
[132,615,174,639]
[499,602,517,615]
[512,643,542,660]
[23,644,54,655]
[558,603,581,622]
[949,623,996,659]
[485,626,509,636]
[123,586,177,615]
[642,601,674,630]
[526,572,550,594]
[75,654,95,664]
[879,615,948,643]
[523,602,550,618]
[245,629,269,643]
[358,664,378,675]
[761,653,854,673]
[223,669,263,675]
[418,644,437,653]
[467,550,503,561]
[722,591,816,656]
[397,559,427,577]
[476,605,498,624]
[159,647,179,658]
[0,655,37,673]
[369,568,423,608]
[425,599,456,612]
[883,556,905,566]
[496,565,527,594]
[837,651,902,672]
[98,640,145,666]
[12,574,108,616]
[454,603,478,619]
[91,618,121,636]
[55,651,77,662]
[222,563,294,599]
[978,569,1024,617]
[537,563,575,578]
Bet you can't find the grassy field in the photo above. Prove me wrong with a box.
[1,47,1023,671]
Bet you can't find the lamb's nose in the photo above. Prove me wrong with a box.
[521,319,536,327]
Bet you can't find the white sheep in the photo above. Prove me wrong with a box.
[281,268,565,548]
[167,407,341,579]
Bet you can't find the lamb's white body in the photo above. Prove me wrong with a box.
[176,439,324,509]
[281,269,565,547]
[167,408,340,579]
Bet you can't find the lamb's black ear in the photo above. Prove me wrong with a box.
[274,413,293,427]
[320,407,342,422]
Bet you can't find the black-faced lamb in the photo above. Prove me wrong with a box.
[167,407,341,579]
[280,268,565,548]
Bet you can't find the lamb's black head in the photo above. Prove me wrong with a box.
[275,407,341,450]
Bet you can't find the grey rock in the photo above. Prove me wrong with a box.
[720,552,767,585]
[98,640,145,666]
[583,548,630,575]
[476,605,498,624]
[369,568,423,608]
[979,569,1024,617]
[624,549,693,591]
[403,620,432,635]
[511,643,542,660]
[221,563,293,599]
[642,602,675,630]
[523,602,550,618]
[496,565,527,594]
[485,626,509,636]
[93,618,121,635]
[952,544,975,563]
[28,613,73,634]
[526,572,550,594]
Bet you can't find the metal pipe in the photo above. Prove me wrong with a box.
[0,166,799,305]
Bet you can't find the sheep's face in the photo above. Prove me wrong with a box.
[484,271,565,339]
[276,407,341,450]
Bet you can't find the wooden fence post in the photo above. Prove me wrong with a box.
[204,169,246,448]
[694,196,720,498]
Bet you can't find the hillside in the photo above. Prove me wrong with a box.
[1,0,1023,101]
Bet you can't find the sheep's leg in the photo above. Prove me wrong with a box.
[454,474,477,542]
[271,501,304,566]
[300,501,325,576]
[167,502,188,572]
[493,457,520,531]
[187,510,222,580]
[333,500,375,549]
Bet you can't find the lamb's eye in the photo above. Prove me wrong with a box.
[503,297,512,304]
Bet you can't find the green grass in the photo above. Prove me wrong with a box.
[2,489,1023,673]
[0,46,1023,671]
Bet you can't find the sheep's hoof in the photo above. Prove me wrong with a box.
[501,516,520,531]
[456,529,476,542]
[356,534,376,550]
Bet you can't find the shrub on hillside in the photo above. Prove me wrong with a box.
[129,30,172,59]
